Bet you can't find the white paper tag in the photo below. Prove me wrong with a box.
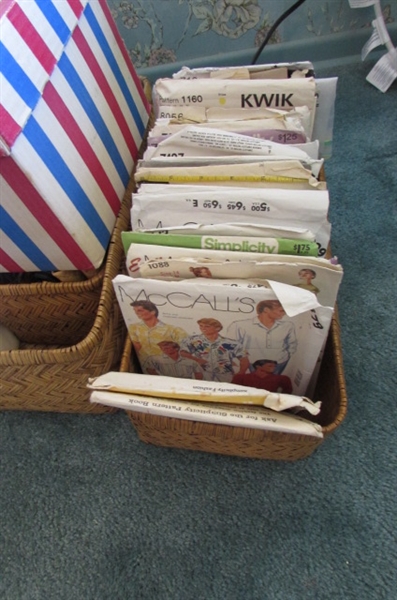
[361,22,382,61]
[373,15,392,45]
[366,49,397,92]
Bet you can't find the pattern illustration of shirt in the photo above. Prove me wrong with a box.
[295,282,320,294]
[143,354,203,379]
[227,317,297,365]
[180,335,247,382]
[128,320,187,363]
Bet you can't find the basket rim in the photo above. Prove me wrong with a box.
[0,266,105,297]
[321,307,347,436]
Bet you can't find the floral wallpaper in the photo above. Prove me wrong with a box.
[106,0,396,70]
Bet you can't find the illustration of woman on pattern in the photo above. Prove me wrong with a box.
[180,318,249,382]
[294,268,320,294]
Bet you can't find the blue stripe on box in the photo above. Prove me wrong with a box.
[0,206,56,271]
[23,116,110,249]
[34,0,72,45]
[57,52,130,186]
[0,44,41,110]
[84,3,146,137]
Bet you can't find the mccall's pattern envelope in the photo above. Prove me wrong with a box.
[113,275,333,397]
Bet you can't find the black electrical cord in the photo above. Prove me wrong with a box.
[251,0,307,65]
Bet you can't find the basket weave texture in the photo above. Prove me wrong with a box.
[122,311,347,460]
[0,178,133,413]
[0,270,104,346]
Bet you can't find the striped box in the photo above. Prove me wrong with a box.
[0,0,150,273]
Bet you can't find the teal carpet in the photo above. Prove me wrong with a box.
[1,60,396,600]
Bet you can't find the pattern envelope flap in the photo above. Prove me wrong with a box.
[0,0,87,156]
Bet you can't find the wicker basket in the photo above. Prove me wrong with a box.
[121,311,347,460]
[0,176,134,413]
[0,269,105,346]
